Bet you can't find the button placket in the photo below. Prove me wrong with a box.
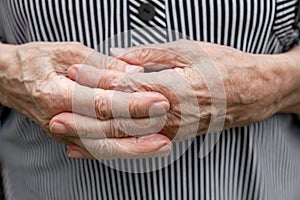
[138,3,156,21]
[128,0,167,45]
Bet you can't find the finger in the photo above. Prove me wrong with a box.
[50,112,167,138]
[55,76,169,119]
[110,44,189,71]
[51,42,143,73]
[67,134,172,160]
[67,65,170,119]
[68,64,123,89]
[80,48,144,73]
[67,63,177,94]
[68,64,145,91]
[72,87,169,119]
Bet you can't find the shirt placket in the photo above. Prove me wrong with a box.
[128,0,167,46]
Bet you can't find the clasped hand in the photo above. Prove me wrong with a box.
[50,40,286,160]
[0,42,171,160]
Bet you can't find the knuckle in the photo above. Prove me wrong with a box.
[95,91,112,120]
[92,140,117,159]
[69,42,85,53]
[77,129,89,138]
[107,120,127,138]
[107,57,125,70]
[107,120,114,138]
[128,97,140,117]
[136,48,149,58]
[32,88,54,113]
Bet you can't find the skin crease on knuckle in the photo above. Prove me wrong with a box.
[84,138,122,159]
[128,93,144,117]
[106,119,127,138]
[94,90,112,120]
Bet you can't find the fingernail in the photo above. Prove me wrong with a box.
[150,101,170,115]
[68,150,85,159]
[126,65,144,73]
[110,48,127,57]
[50,122,68,133]
[157,145,172,157]
[68,66,79,78]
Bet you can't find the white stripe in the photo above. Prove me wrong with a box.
[61,0,71,41]
[236,0,245,50]
[68,0,77,41]
[250,0,264,53]
[276,6,296,17]
[247,0,258,52]
[229,0,237,47]
[171,0,180,40]
[233,129,242,200]
[277,0,298,11]
[25,0,40,41]
[5,0,21,43]
[274,13,296,25]
[34,0,48,40]
[209,0,215,43]
[242,0,252,51]
[89,0,97,49]
[183,1,198,40]
[96,0,103,51]
[194,0,201,41]
[202,0,208,41]
[256,0,272,53]
[54,0,66,41]
[109,1,116,52]
[216,0,222,44]
[116,0,122,48]
[82,0,91,47]
[103,0,109,54]
[75,0,84,43]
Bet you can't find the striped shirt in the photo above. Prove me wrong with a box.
[0,0,300,200]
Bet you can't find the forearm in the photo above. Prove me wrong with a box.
[0,43,15,70]
[0,43,18,106]
[262,46,300,114]
[278,46,300,113]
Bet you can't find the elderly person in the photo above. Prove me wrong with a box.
[0,0,299,200]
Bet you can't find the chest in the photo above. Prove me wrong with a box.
[0,0,299,53]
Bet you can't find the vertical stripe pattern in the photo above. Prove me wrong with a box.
[0,0,299,200]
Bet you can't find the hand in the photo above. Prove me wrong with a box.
[66,40,289,143]
[0,42,172,159]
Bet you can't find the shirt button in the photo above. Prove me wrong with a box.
[138,3,155,21]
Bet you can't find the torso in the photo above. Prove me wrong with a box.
[0,1,299,200]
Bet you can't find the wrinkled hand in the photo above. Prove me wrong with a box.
[0,42,171,159]
[65,40,286,145]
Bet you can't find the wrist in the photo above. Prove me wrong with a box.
[0,43,18,105]
[276,47,300,113]
[0,43,17,71]
[256,49,300,114]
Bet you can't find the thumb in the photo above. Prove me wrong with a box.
[110,45,186,71]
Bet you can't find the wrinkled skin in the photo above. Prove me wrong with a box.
[109,40,294,135]
[57,40,298,159]
[0,42,172,159]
